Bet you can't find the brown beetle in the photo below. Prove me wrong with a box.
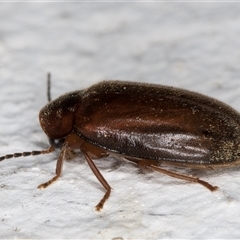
[1,75,240,210]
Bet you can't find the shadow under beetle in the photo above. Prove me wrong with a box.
[1,74,240,210]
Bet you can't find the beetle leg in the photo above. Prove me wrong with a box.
[80,148,111,211]
[38,143,68,189]
[125,158,218,192]
[145,163,218,192]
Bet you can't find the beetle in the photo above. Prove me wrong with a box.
[1,74,240,211]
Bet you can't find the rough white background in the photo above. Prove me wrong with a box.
[0,2,240,239]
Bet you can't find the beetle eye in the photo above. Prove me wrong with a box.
[48,138,65,148]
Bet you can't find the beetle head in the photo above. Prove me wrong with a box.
[39,91,82,140]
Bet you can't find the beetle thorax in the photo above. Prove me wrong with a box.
[39,91,82,139]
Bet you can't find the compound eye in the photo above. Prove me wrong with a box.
[48,138,65,149]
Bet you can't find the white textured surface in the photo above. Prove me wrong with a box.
[0,3,240,239]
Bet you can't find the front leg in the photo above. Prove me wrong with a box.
[38,143,68,189]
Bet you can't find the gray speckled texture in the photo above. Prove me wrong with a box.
[0,2,240,239]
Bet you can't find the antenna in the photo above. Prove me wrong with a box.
[47,72,51,102]
[0,146,55,162]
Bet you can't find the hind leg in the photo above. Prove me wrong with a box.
[125,158,218,192]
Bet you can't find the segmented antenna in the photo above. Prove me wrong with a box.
[0,146,55,162]
[47,72,51,102]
